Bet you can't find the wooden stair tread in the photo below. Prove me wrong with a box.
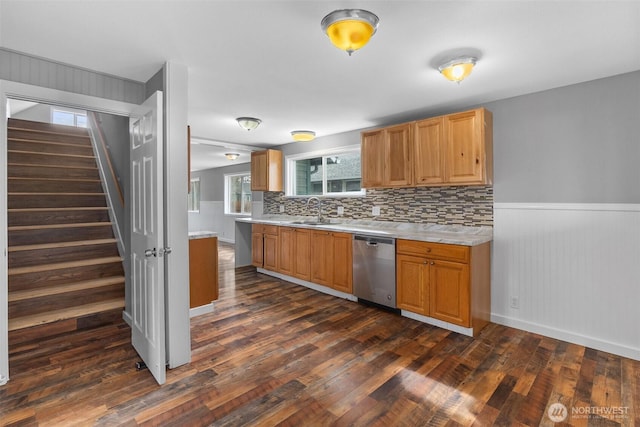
[8,137,93,148]
[9,192,106,196]
[8,162,97,170]
[8,125,90,138]
[8,299,124,331]
[9,177,101,183]
[9,238,117,252]
[8,149,95,159]
[8,256,123,275]
[9,276,125,302]
[9,207,109,212]
[9,222,112,231]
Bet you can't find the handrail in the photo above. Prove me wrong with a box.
[88,112,124,205]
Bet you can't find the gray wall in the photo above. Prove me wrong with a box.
[192,162,255,202]
[0,48,145,104]
[486,70,640,204]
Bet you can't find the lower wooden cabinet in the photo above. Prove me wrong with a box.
[251,224,278,270]
[278,227,311,281]
[396,254,429,316]
[189,236,219,308]
[310,230,353,293]
[396,239,490,335]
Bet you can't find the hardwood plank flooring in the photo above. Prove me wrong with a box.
[2,242,639,426]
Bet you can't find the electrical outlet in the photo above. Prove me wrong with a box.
[372,206,381,216]
[510,296,520,309]
[279,204,285,213]
[337,206,344,215]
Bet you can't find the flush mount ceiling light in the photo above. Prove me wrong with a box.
[438,56,477,83]
[225,153,240,160]
[236,117,261,131]
[291,130,316,142]
[321,9,379,56]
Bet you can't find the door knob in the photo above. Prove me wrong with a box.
[145,248,157,257]
[158,247,172,256]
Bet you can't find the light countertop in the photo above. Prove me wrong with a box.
[236,216,492,246]
[188,231,218,240]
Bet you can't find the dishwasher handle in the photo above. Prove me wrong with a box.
[353,234,395,246]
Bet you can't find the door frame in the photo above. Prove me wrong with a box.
[0,80,137,385]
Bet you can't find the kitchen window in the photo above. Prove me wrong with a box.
[188,178,200,212]
[286,146,364,197]
[225,173,252,215]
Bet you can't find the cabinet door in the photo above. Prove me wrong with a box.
[384,123,413,187]
[251,151,268,191]
[263,233,278,271]
[310,230,332,286]
[445,109,484,184]
[396,254,429,315]
[251,232,264,267]
[414,117,445,185]
[429,260,470,326]
[331,232,352,294]
[278,227,295,276]
[293,228,311,281]
[188,237,218,308]
[361,130,385,188]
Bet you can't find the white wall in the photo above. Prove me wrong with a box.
[485,71,640,360]
[493,204,640,360]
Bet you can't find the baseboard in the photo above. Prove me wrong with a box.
[491,313,640,361]
[256,268,357,302]
[0,374,7,386]
[122,310,132,327]
[190,303,214,318]
[402,310,475,337]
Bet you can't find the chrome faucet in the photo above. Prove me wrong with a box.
[306,196,323,222]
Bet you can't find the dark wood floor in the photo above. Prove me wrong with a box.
[1,242,639,426]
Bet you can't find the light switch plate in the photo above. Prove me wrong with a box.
[372,206,381,216]
[279,205,285,213]
[337,206,344,215]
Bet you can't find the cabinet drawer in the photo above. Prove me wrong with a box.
[252,224,263,233]
[263,225,279,235]
[397,239,469,263]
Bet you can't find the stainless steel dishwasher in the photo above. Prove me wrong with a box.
[353,234,396,308]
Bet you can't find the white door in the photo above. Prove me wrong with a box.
[130,91,166,385]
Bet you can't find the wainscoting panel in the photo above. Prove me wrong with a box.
[492,203,640,360]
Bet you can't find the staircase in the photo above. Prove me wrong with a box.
[7,118,125,346]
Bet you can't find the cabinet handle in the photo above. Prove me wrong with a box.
[426,248,431,253]
[430,261,435,265]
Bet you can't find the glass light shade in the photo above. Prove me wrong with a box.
[438,57,477,83]
[225,153,240,160]
[236,117,261,131]
[291,130,316,142]
[321,9,379,55]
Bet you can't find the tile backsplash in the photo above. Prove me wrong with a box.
[263,185,493,227]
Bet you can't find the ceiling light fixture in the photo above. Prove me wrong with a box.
[291,130,316,142]
[225,153,240,160]
[438,56,477,83]
[321,9,379,56]
[236,117,261,131]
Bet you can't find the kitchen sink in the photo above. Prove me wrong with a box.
[287,218,337,226]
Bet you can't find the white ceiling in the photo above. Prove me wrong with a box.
[2,1,639,156]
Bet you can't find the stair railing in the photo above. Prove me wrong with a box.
[87,111,125,257]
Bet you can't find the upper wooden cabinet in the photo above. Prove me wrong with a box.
[361,124,412,188]
[251,149,283,192]
[362,108,492,188]
[361,130,385,188]
[444,108,492,185]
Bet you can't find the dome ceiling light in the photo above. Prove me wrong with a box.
[236,117,261,131]
[225,153,240,160]
[291,130,316,142]
[321,9,379,56]
[438,56,477,83]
